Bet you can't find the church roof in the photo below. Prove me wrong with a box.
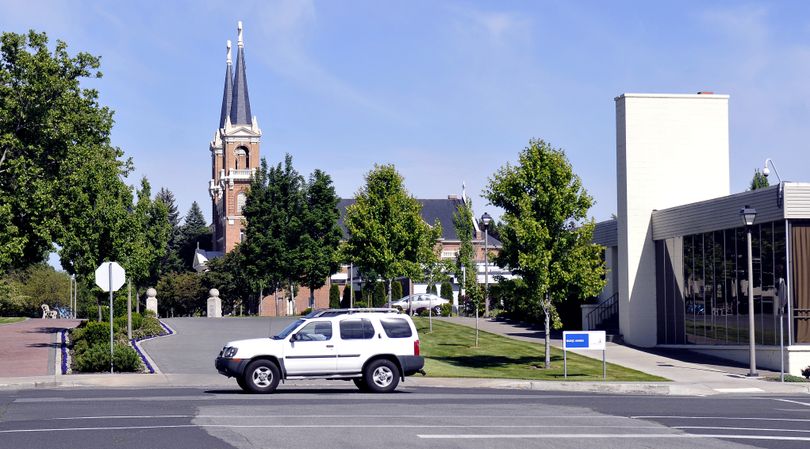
[229,22,252,126]
[218,42,233,129]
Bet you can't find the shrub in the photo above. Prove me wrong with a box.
[440,303,453,317]
[373,282,386,307]
[427,284,437,295]
[418,309,430,317]
[329,285,340,309]
[391,281,403,301]
[72,342,142,373]
[440,281,453,300]
[72,321,111,347]
[341,285,352,308]
[133,316,164,340]
[301,307,313,316]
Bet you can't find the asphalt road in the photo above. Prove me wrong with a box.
[1,387,809,449]
[140,317,297,374]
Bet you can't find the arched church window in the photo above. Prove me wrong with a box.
[234,146,249,169]
[237,192,247,214]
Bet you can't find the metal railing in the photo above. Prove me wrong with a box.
[585,292,619,331]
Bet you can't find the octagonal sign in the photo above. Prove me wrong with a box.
[95,261,126,292]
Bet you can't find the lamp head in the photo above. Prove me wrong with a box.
[481,212,492,228]
[740,205,757,227]
[763,166,770,177]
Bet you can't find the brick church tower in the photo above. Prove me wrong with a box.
[208,22,261,253]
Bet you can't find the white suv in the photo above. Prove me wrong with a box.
[215,309,425,393]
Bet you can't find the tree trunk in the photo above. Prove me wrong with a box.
[544,295,551,369]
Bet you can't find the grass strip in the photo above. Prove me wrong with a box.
[414,318,668,382]
[0,317,25,325]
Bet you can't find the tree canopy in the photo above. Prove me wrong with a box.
[485,139,605,367]
[0,30,126,271]
[343,164,441,305]
[750,169,770,191]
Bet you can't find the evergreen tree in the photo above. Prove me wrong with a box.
[750,169,770,190]
[453,198,481,310]
[391,280,403,301]
[177,201,211,271]
[329,284,340,309]
[341,284,352,308]
[440,280,454,300]
[155,188,184,274]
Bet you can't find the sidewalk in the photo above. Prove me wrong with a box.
[0,318,81,377]
[442,316,810,395]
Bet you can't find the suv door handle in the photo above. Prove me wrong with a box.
[326,345,334,348]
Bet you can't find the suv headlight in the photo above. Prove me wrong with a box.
[221,346,238,358]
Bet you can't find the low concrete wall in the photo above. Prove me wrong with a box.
[674,345,810,376]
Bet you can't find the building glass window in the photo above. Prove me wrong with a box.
[660,221,788,346]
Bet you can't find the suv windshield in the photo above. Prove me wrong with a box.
[272,319,305,340]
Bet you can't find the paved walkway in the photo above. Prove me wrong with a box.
[0,319,81,377]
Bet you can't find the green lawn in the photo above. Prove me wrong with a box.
[0,317,25,325]
[414,318,667,382]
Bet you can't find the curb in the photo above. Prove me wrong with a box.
[130,320,176,374]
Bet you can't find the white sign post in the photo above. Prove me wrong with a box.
[95,262,126,374]
[562,330,607,380]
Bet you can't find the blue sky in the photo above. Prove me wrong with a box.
[2,0,809,225]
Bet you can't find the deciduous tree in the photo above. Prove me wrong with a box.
[485,139,605,368]
[343,165,441,306]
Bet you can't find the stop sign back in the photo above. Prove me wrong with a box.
[95,262,126,292]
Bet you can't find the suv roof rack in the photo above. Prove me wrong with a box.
[305,308,401,318]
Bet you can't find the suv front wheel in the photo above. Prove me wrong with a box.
[243,360,280,393]
[364,359,400,393]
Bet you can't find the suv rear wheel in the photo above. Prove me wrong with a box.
[243,360,280,393]
[364,359,400,393]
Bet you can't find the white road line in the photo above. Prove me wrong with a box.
[632,415,810,423]
[675,426,810,434]
[51,414,630,421]
[0,424,661,434]
[773,398,810,408]
[713,388,764,393]
[417,434,810,441]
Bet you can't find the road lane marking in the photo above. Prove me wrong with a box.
[632,415,810,423]
[773,399,810,408]
[674,426,810,434]
[713,388,764,393]
[51,414,631,420]
[417,434,810,441]
[0,424,663,434]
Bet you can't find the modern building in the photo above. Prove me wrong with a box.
[592,92,810,375]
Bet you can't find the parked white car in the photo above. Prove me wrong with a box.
[391,294,449,314]
[215,308,424,393]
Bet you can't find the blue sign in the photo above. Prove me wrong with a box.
[565,333,589,348]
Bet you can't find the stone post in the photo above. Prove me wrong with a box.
[207,288,222,318]
[146,287,158,316]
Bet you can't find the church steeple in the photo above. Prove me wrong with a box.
[209,21,261,255]
[218,40,233,129]
[230,21,252,126]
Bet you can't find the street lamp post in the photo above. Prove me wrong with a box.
[481,212,492,317]
[740,205,758,377]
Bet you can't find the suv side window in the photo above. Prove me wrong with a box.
[295,321,333,341]
[339,318,375,340]
[380,318,412,338]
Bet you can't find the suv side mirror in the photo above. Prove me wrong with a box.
[291,333,299,342]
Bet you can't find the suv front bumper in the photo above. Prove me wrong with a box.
[215,357,248,378]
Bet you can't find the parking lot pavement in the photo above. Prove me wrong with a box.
[0,319,81,377]
[140,317,296,374]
